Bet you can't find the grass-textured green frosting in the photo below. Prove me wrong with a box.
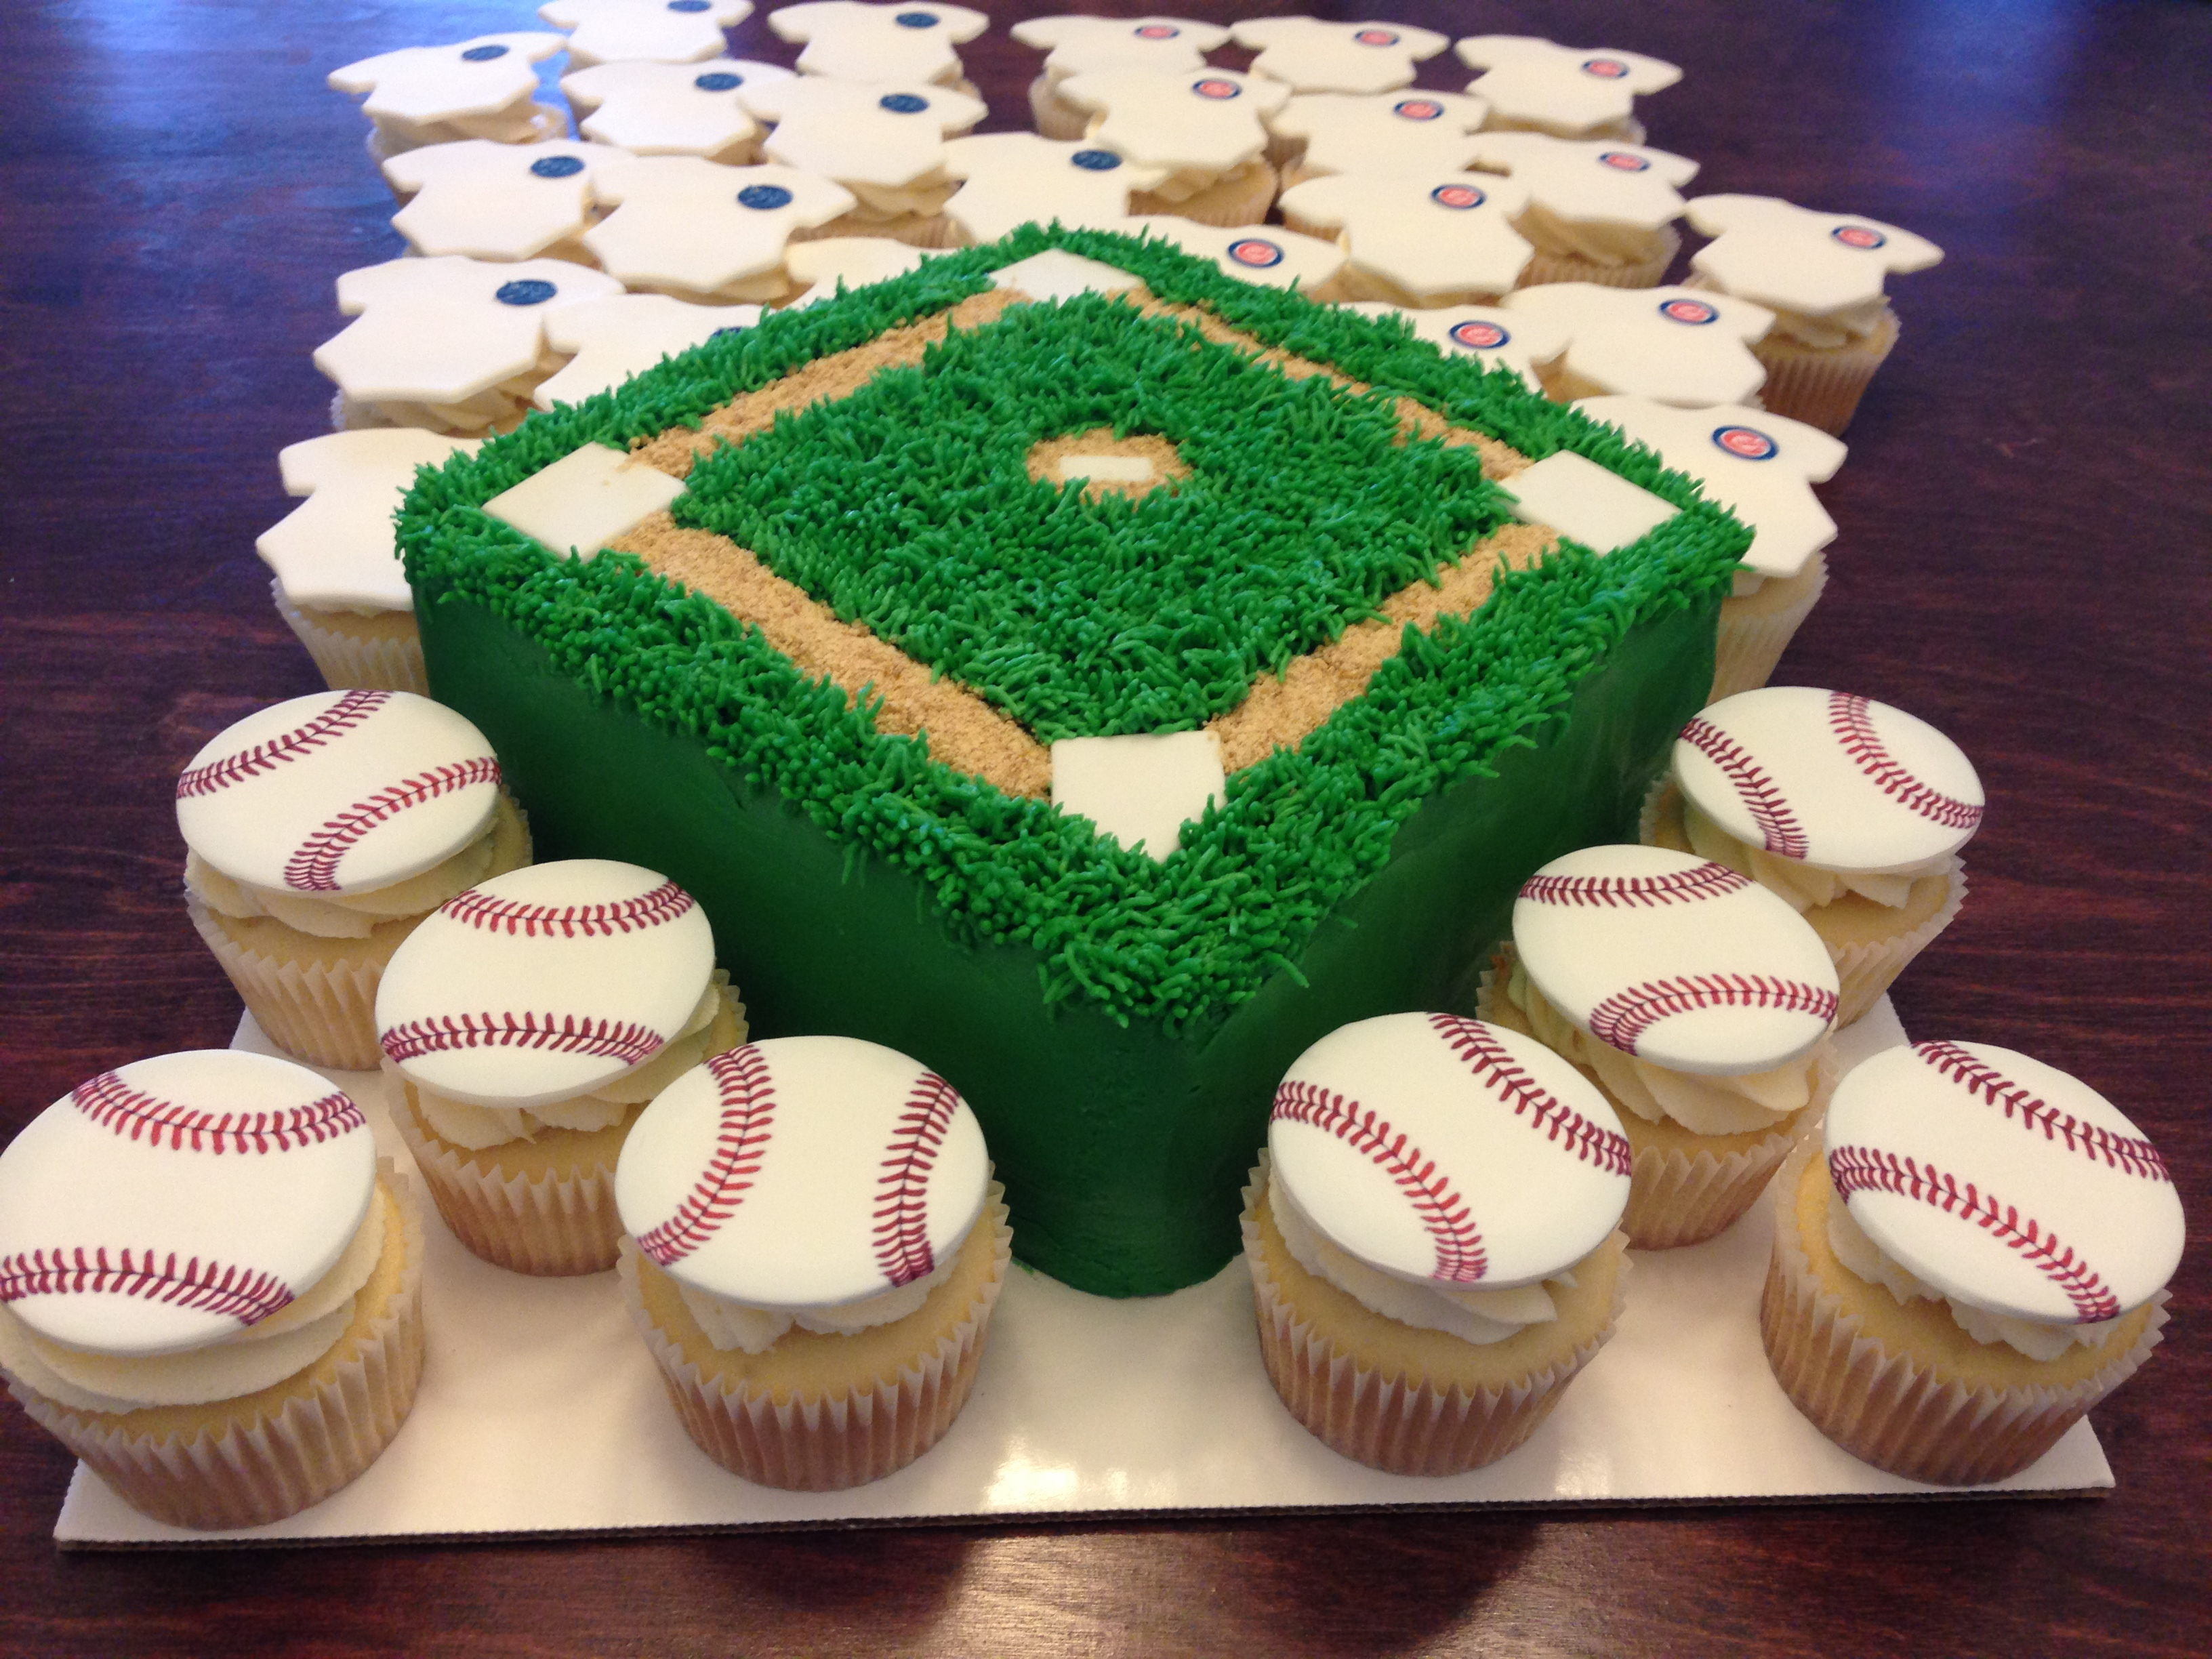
[398,224,1748,1036]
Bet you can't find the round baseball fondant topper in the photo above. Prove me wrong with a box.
[1513,845,1840,1076]
[1825,1042,2182,1326]
[1675,687,1985,874]
[0,1051,375,1357]
[1271,1014,1631,1290]
[375,859,715,1110]
[176,689,501,897]
[616,1036,989,1309]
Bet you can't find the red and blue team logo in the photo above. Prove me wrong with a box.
[1659,297,1719,325]
[1431,183,1487,210]
[1393,98,1443,121]
[1599,150,1650,171]
[1712,424,1779,461]
[1228,238,1284,268]
[1832,224,1887,249]
[1135,24,1179,39]
[1355,28,1400,46]
[1448,319,1509,350]
[1194,77,1240,100]
[1582,57,1630,78]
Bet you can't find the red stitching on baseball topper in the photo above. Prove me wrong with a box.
[0,1247,294,1326]
[873,1071,962,1286]
[70,1071,365,1155]
[1678,716,1809,859]
[176,689,388,799]
[1427,1014,1634,1176]
[1828,1146,2119,1322]
[380,1011,663,1067]
[1518,864,1750,909]
[1271,1078,1487,1282]
[1827,692,1984,832]
[437,880,695,939]
[1913,1042,2171,1182]
[635,1046,777,1267]
[281,756,502,893]
[1586,973,1838,1055]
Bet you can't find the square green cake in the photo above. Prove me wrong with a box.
[396,224,1747,1296]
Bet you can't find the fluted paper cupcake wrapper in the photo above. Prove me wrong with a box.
[1711,550,1830,703]
[10,1166,427,1531]
[1751,327,1896,436]
[1829,858,1966,1027]
[1517,228,1679,291]
[1027,75,1088,141]
[1760,1141,2170,1486]
[388,1067,628,1276]
[188,896,391,1071]
[1134,161,1279,230]
[618,1187,1012,1491]
[272,580,428,696]
[1240,1162,1629,1477]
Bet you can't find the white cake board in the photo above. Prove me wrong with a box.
[54,998,2109,1546]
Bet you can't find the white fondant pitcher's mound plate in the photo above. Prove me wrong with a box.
[51,999,2112,1547]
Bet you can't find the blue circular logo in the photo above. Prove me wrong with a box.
[1393,99,1443,121]
[1659,297,1719,325]
[1449,319,1509,350]
[895,10,938,26]
[1832,224,1888,249]
[1071,148,1121,171]
[1431,183,1486,210]
[1713,424,1780,461]
[529,155,586,178]
[737,184,793,211]
[1227,238,1284,269]
[495,279,558,306]
[460,44,508,62]
[879,92,930,114]
[694,71,743,91]
[668,0,711,10]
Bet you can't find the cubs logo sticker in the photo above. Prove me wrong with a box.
[737,183,793,211]
[878,92,930,113]
[1832,224,1888,249]
[1431,183,1487,211]
[1135,23,1179,39]
[1070,148,1121,171]
[693,71,743,91]
[1227,239,1284,269]
[529,155,584,179]
[1659,297,1719,325]
[1448,320,1509,351]
[1193,77,1240,100]
[894,10,939,26]
[1599,150,1650,171]
[1581,57,1630,78]
[1354,28,1400,46]
[1393,99,1443,121]
[1712,424,1780,461]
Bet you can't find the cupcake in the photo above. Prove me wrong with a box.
[1252,1012,1632,1475]
[1479,845,1843,1249]
[383,138,623,265]
[767,1,990,95]
[178,689,529,1071]
[538,0,752,70]
[1267,91,1490,190]
[614,1037,1011,1490]
[785,238,946,308]
[329,33,571,163]
[1233,18,1450,98]
[742,77,987,247]
[1454,37,1681,144]
[1572,398,1846,700]
[533,292,762,409]
[1465,132,1695,290]
[1647,687,1983,1025]
[1340,302,1568,394]
[1010,15,1229,142]
[376,859,739,1276]
[1765,1042,2180,1485]
[1054,69,1288,228]
[1685,194,1944,434]
[562,59,794,164]
[1276,173,1534,308]
[256,430,482,696]
[939,134,1168,247]
[0,1052,423,1529]
[1501,282,1773,406]
[1121,218,1349,302]
[584,157,857,304]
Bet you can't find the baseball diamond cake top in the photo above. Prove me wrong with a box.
[376,859,716,1109]
[1011,15,1230,79]
[1512,844,1841,1076]
[539,0,754,68]
[1687,194,1944,321]
[1270,1013,1631,1289]
[1229,18,1451,96]
[562,58,794,160]
[1825,1042,2182,1327]
[615,1036,989,1308]
[258,430,482,612]
[766,1,990,84]
[0,1051,375,1356]
[1454,36,1681,137]
[1673,687,1985,873]
[176,689,502,897]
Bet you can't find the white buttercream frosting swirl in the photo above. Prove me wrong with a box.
[675,1228,964,1354]
[1681,795,1939,912]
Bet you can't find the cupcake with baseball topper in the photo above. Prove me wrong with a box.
[1277,172,1534,308]
[1764,1042,2179,1485]
[614,1036,1012,1490]
[741,76,986,247]
[1053,68,1288,228]
[1502,282,1774,407]
[1685,194,1944,434]
[329,33,571,164]
[180,690,530,1072]
[1643,688,1982,1027]
[1010,14,1229,142]
[1465,131,1698,291]
[561,58,794,164]
[376,859,743,1276]
[1454,36,1681,144]
[1479,845,1843,1249]
[768,1,989,95]
[0,1052,424,1529]
[1248,1013,1633,1475]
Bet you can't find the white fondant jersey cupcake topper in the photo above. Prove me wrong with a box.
[583,158,857,293]
[616,1036,989,1308]
[1340,303,1568,394]
[1011,15,1230,79]
[1502,283,1774,407]
[742,77,985,189]
[1825,1042,2182,1326]
[1230,18,1450,96]
[1454,36,1681,137]
[941,134,1168,244]
[1675,687,1986,874]
[329,34,568,128]
[1122,217,1345,293]
[318,256,626,408]
[562,58,794,159]
[1513,845,1841,1075]
[766,1,990,85]
[1056,69,1291,177]
[534,293,760,408]
[1574,397,1844,582]
[177,689,501,897]
[539,0,754,68]
[1268,91,1492,179]
[1687,194,1944,318]
[376,859,715,1111]
[786,237,945,306]
[257,430,481,612]
[1270,1014,1631,1289]
[384,140,626,262]
[1277,172,1535,302]
[0,1051,375,1357]
[1465,133,1699,230]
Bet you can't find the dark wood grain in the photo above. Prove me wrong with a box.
[1,2,2207,1654]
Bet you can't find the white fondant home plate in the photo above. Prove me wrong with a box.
[52,999,2109,1546]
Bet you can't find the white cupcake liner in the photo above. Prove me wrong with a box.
[272,579,429,696]
[1027,75,1088,142]
[1516,226,1679,291]
[1241,1161,1629,1476]
[1750,315,1898,436]
[618,1186,1013,1491]
[1131,161,1278,229]
[9,1167,426,1530]
[188,896,395,1071]
[1760,1140,2171,1486]
[1711,550,1830,703]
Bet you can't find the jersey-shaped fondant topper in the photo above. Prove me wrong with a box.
[384,139,626,262]
[1467,132,1699,232]
[539,0,754,68]
[941,134,1169,245]
[1455,35,1681,139]
[766,1,990,85]
[329,33,570,155]
[533,292,761,408]
[1267,90,1492,180]
[741,76,985,210]
[562,58,793,162]
[1278,171,1536,305]
[1231,17,1450,96]
[1010,14,1229,77]
[258,431,483,611]
[1687,193,1944,320]
[1340,302,1569,394]
[1120,217,1347,294]
[582,157,857,302]
[1055,68,1290,178]
[1502,282,1775,407]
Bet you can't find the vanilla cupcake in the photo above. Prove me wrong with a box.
[583,157,857,304]
[615,1037,1011,1490]
[1765,1042,2179,1485]
[382,138,626,266]
[1267,91,1491,190]
[1276,173,1533,308]
[1055,68,1287,228]
[1479,845,1843,1249]
[1466,131,1695,289]
[377,859,740,1276]
[743,77,986,247]
[538,0,752,70]
[1646,687,1983,1025]
[0,1052,422,1529]
[1501,281,1773,407]
[178,690,529,1071]
[939,134,1168,247]
[329,33,571,163]
[768,1,989,95]
[1251,1012,1631,1475]
[562,59,794,163]
[1454,37,1681,144]
[1010,15,1229,141]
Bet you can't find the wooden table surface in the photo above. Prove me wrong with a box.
[3,1,2207,1652]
